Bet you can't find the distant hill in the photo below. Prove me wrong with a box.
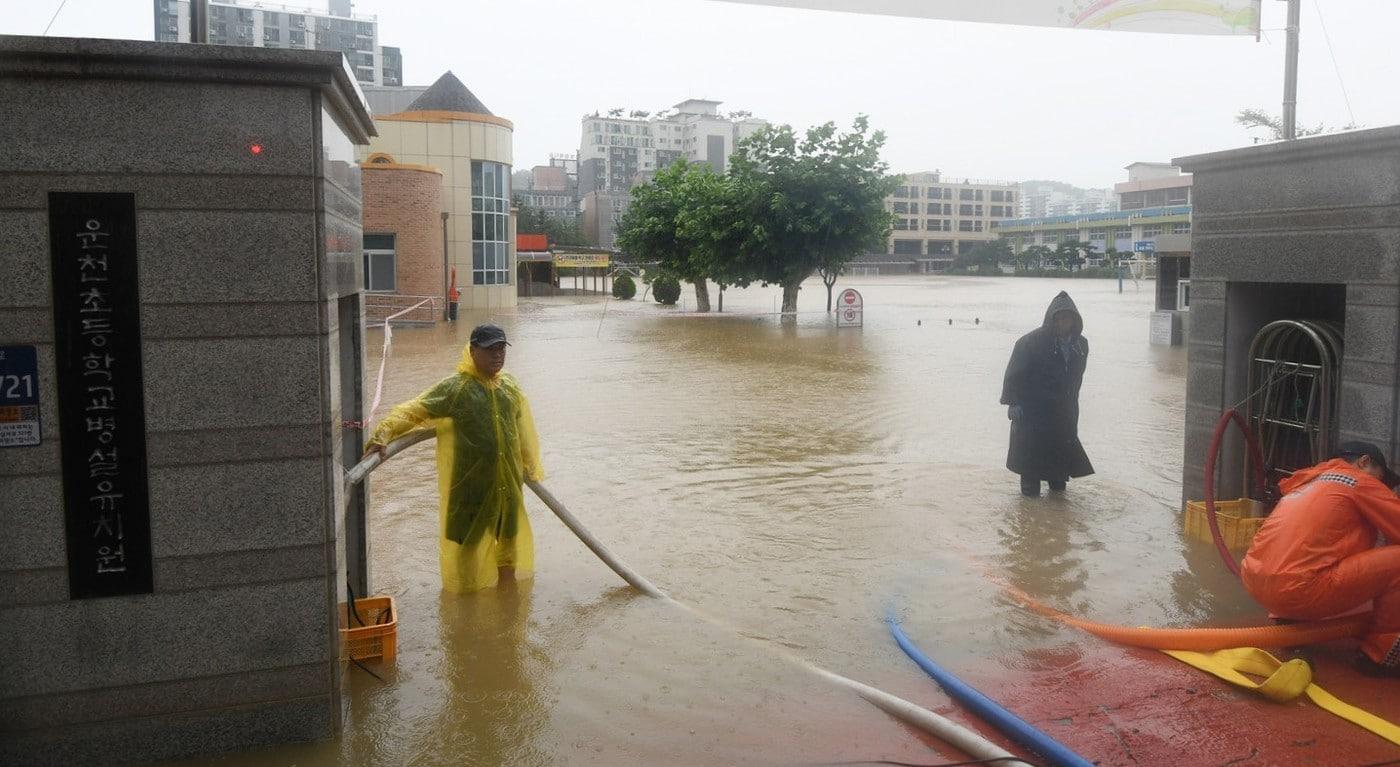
[1020,179,1111,194]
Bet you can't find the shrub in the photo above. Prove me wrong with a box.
[611,274,637,300]
[652,275,682,305]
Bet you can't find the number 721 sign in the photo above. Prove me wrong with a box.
[0,345,42,447]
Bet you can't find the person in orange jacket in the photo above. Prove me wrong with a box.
[1241,442,1400,677]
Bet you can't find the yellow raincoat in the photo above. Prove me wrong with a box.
[366,346,544,592]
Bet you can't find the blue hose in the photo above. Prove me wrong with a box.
[888,618,1094,767]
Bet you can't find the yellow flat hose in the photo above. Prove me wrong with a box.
[1161,647,1400,746]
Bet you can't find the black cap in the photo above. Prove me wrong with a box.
[1335,441,1400,487]
[469,324,510,348]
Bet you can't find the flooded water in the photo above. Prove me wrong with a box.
[179,276,1262,766]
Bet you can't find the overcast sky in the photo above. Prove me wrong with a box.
[7,0,1398,187]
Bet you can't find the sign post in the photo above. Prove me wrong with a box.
[836,288,864,328]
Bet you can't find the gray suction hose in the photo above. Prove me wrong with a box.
[346,432,1030,766]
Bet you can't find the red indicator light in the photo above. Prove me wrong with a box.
[249,143,264,155]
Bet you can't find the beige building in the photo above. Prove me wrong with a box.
[358,71,517,310]
[881,172,1020,272]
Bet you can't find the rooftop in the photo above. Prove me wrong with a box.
[218,0,377,21]
[403,71,491,115]
[994,205,1192,229]
[901,172,1018,187]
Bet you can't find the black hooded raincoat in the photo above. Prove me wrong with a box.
[999,291,1094,481]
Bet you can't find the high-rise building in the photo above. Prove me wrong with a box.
[1017,181,1118,219]
[153,0,403,86]
[578,99,767,247]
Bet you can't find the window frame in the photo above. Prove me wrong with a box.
[362,232,397,293]
[471,161,512,286]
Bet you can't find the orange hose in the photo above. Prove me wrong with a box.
[1002,584,1371,651]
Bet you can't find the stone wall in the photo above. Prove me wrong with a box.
[1175,126,1400,504]
[0,36,374,765]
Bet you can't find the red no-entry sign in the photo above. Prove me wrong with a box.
[837,288,863,327]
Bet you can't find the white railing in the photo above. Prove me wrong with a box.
[364,294,438,326]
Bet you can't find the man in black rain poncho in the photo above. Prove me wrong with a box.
[1000,291,1094,497]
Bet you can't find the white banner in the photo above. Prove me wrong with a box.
[716,0,1261,36]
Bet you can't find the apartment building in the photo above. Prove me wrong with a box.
[578,99,767,247]
[1018,183,1118,218]
[153,0,402,86]
[870,172,1019,273]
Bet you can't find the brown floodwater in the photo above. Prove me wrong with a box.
[176,275,1258,766]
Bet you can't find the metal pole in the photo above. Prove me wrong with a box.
[1282,0,1301,140]
[190,0,209,44]
[440,212,450,321]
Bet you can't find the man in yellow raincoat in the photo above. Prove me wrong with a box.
[365,324,544,592]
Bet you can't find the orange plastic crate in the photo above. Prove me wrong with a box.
[339,595,397,664]
[1184,498,1265,551]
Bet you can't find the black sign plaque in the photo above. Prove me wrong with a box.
[49,192,154,599]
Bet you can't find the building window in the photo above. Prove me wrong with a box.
[959,188,974,201]
[958,220,974,232]
[1142,225,1164,237]
[1173,221,1192,234]
[893,186,910,198]
[363,233,396,292]
[893,202,909,214]
[958,204,973,217]
[974,205,983,216]
[991,191,1004,202]
[886,239,920,256]
[1089,230,1106,241]
[1166,187,1190,205]
[472,161,511,286]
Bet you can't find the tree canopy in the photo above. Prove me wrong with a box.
[616,116,897,318]
[513,201,586,247]
[953,239,1012,273]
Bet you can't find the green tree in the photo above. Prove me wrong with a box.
[611,274,636,299]
[954,239,1012,273]
[728,117,899,321]
[1019,245,1053,272]
[616,161,728,311]
[513,199,587,247]
[1234,108,1355,141]
[652,275,681,305]
[1055,239,1096,272]
[675,166,754,312]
